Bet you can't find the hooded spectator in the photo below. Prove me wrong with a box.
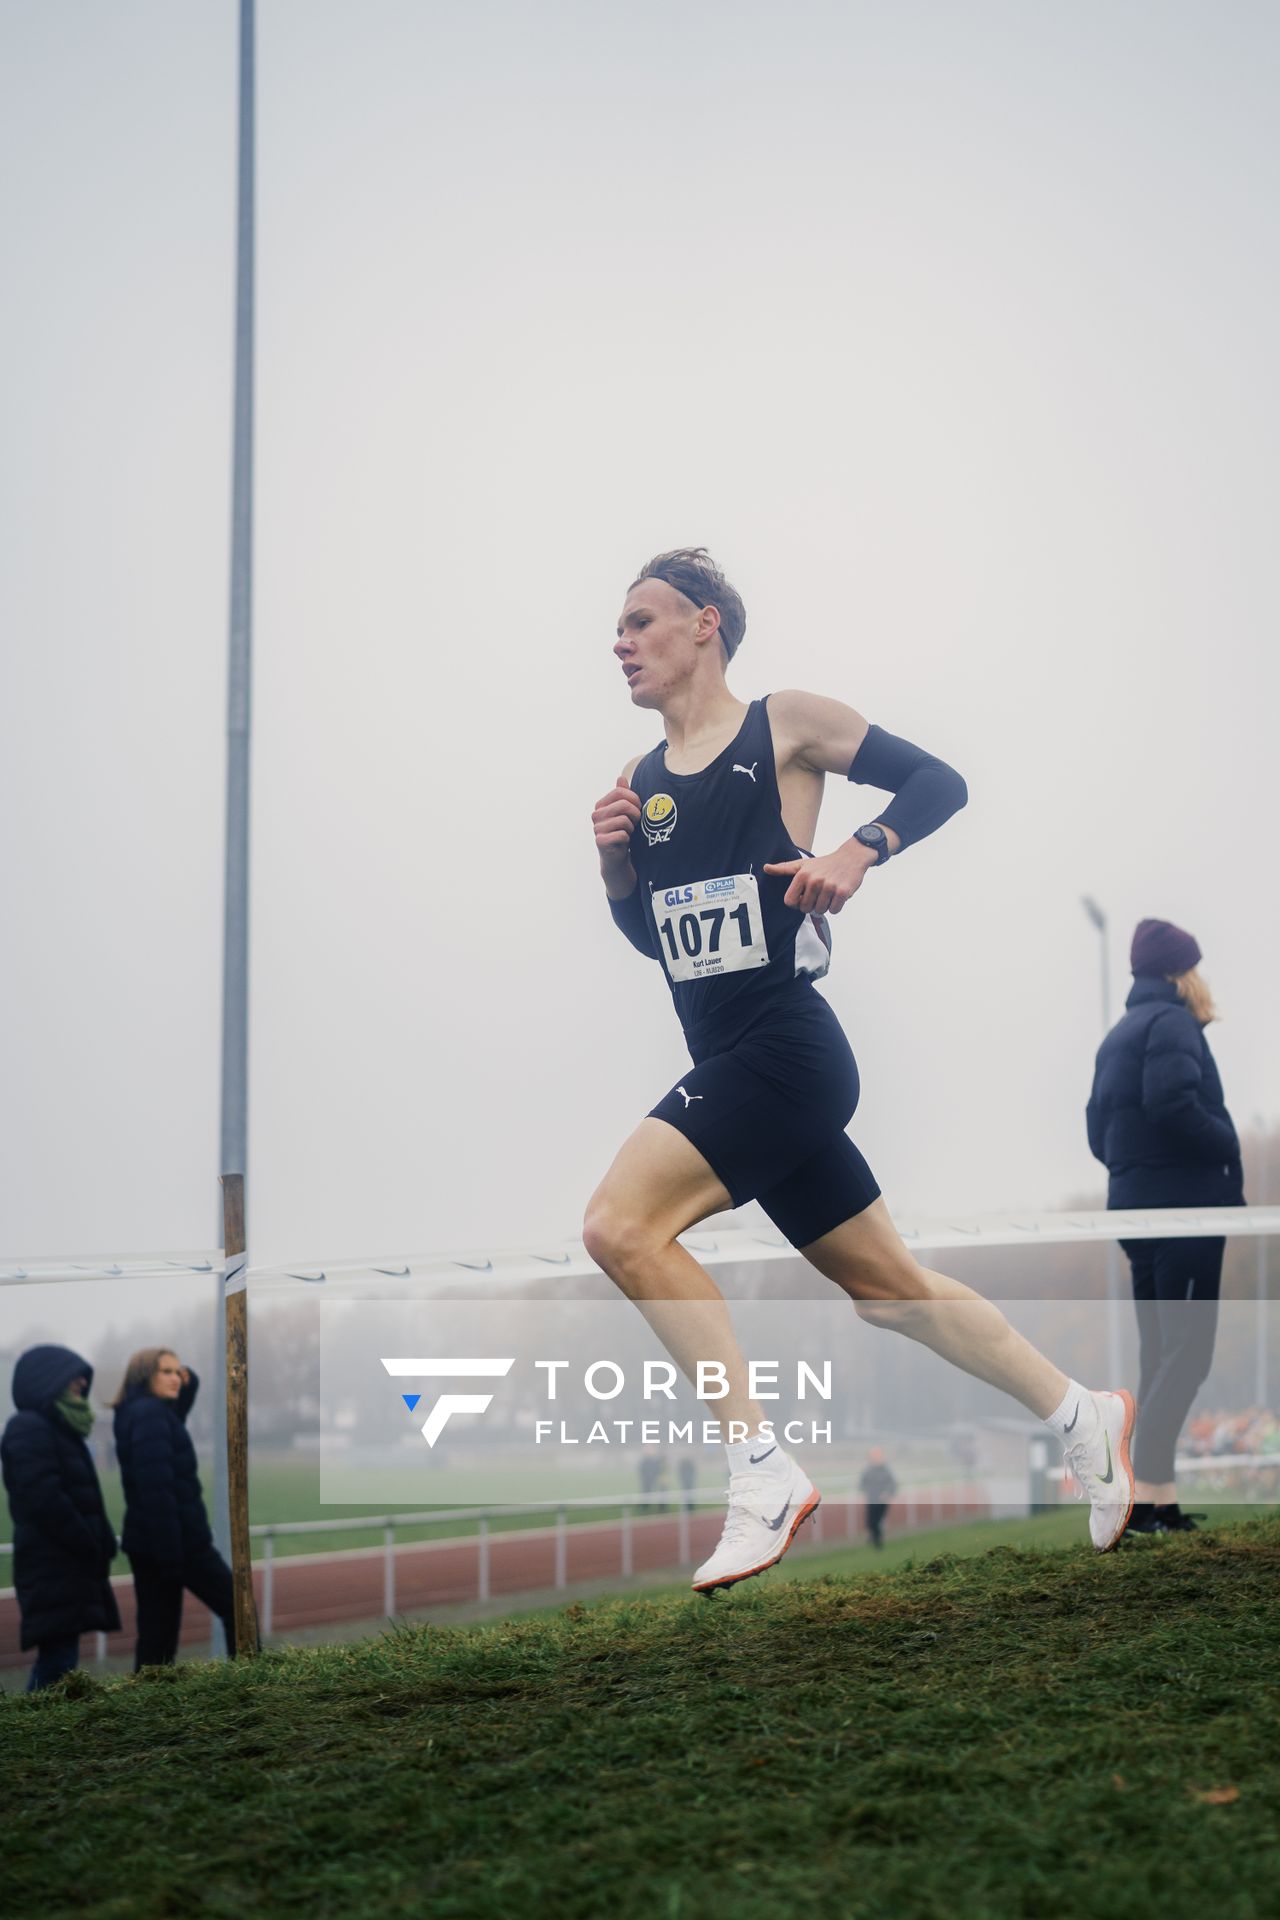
[111,1348,238,1667]
[1,1344,121,1690]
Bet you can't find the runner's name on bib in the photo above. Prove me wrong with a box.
[651,874,770,983]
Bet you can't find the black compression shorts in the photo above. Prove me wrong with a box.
[648,980,881,1248]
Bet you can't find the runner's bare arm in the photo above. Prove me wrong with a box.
[765,690,967,914]
[768,689,873,779]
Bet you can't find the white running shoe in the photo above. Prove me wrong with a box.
[1063,1388,1137,1552]
[692,1456,820,1595]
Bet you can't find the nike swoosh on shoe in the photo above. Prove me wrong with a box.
[749,1446,777,1465]
[1063,1402,1080,1434]
[764,1500,792,1532]
[1098,1435,1114,1485]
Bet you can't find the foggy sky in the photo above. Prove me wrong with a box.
[3,0,1277,1350]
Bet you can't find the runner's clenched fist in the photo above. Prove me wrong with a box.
[592,778,642,875]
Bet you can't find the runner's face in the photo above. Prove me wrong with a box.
[614,579,703,707]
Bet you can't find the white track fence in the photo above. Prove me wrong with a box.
[4,1205,1279,1290]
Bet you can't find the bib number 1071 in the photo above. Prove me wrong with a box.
[661,900,753,963]
[650,874,770,983]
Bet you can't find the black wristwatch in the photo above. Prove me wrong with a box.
[853,824,891,865]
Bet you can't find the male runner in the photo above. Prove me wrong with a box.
[587,547,1135,1593]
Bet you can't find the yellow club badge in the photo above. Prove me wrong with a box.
[641,792,678,845]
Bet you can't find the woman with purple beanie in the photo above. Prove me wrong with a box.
[1087,919,1245,1534]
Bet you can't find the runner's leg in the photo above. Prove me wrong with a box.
[583,1117,764,1429]
[800,1197,1135,1550]
[799,1197,1069,1416]
[586,1115,823,1592]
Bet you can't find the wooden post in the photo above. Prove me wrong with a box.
[221,1174,259,1657]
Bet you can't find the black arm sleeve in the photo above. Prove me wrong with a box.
[609,882,657,960]
[848,724,968,850]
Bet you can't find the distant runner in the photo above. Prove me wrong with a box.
[587,547,1135,1592]
[860,1448,898,1550]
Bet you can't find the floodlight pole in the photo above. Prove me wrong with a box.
[1082,897,1123,1386]
[1081,895,1111,1036]
[214,0,256,1635]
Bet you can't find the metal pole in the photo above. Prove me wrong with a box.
[383,1525,395,1617]
[214,0,256,1626]
[1097,913,1124,1390]
[1083,897,1123,1387]
[221,0,255,1188]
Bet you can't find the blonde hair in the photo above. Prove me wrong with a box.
[1172,966,1218,1026]
[110,1347,178,1408]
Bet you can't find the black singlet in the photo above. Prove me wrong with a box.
[628,699,832,1048]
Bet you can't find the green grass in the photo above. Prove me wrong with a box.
[5,1516,1279,1920]
[464,1507,1092,1627]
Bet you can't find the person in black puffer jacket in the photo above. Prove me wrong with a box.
[1087,918,1244,1536]
[1,1345,121,1690]
[111,1347,238,1667]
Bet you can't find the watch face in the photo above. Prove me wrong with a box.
[859,827,885,845]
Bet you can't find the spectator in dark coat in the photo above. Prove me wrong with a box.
[1087,918,1244,1536]
[111,1348,238,1667]
[859,1447,898,1548]
[0,1344,121,1690]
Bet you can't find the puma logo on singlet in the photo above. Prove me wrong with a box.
[732,762,758,782]
[677,1085,703,1107]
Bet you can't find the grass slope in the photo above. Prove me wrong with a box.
[5,1518,1279,1920]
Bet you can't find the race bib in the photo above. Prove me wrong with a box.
[651,874,770,983]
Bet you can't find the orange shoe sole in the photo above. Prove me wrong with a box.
[694,1490,822,1595]
[1098,1388,1137,1553]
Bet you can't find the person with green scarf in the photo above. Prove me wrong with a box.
[1,1344,121,1689]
